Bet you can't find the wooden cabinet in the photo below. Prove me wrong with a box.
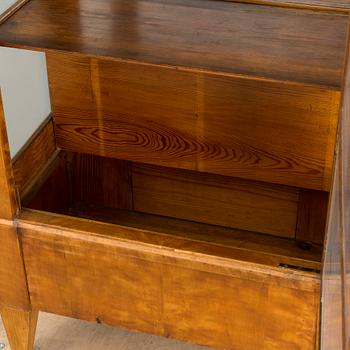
[0,0,349,349]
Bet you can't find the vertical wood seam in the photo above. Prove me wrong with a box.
[14,220,32,308]
[90,57,105,157]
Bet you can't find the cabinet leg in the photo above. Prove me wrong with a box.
[1,307,38,350]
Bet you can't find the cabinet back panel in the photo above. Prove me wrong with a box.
[47,52,340,191]
[132,163,299,237]
[71,154,299,238]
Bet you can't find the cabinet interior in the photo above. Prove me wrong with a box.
[18,143,324,272]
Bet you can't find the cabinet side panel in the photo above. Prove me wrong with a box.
[0,222,30,309]
[321,18,350,350]
[343,58,350,350]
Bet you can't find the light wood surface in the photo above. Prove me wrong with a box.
[0,93,18,219]
[320,10,350,349]
[0,308,38,350]
[47,52,340,191]
[0,1,346,348]
[0,312,211,350]
[19,208,322,270]
[0,92,30,311]
[16,209,320,349]
[0,222,30,310]
[225,0,350,11]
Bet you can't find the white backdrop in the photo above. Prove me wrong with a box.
[0,0,17,14]
[0,2,51,158]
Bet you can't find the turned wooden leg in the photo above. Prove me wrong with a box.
[1,307,38,350]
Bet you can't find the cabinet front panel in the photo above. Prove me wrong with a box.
[19,212,320,350]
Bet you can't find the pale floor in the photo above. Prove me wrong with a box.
[0,313,212,350]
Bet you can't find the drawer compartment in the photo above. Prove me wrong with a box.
[14,147,322,349]
[17,208,320,350]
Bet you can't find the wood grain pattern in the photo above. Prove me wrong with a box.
[132,163,299,237]
[68,206,322,270]
[18,209,322,273]
[17,209,320,350]
[0,307,38,350]
[12,119,56,195]
[26,152,300,238]
[0,93,32,334]
[47,52,340,191]
[0,92,18,219]
[341,37,350,350]
[0,0,348,86]
[321,16,350,348]
[296,189,329,244]
[0,221,30,310]
[225,0,350,11]
[162,264,319,350]
[72,154,133,210]
[320,155,343,350]
[27,153,71,214]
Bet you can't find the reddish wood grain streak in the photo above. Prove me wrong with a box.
[72,153,133,210]
[47,53,340,190]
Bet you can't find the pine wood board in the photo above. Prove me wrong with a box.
[47,52,340,191]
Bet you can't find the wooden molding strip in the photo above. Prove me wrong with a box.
[223,0,350,12]
[0,0,31,25]
[16,208,320,289]
[13,117,57,195]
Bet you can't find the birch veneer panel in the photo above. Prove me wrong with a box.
[17,209,321,350]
